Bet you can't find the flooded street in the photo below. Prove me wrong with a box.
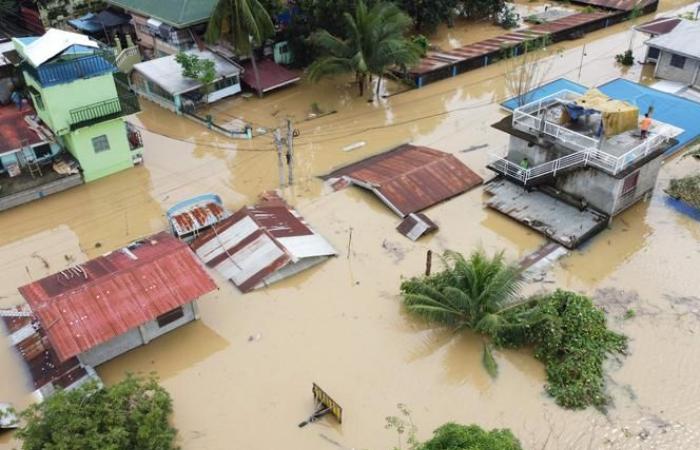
[2,1,700,448]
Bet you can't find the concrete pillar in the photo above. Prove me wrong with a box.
[192,300,200,320]
[174,95,182,114]
[138,325,150,344]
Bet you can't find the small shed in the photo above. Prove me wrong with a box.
[645,20,700,88]
[17,232,217,367]
[191,192,337,293]
[132,49,241,112]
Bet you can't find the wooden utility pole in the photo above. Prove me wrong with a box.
[273,129,285,188]
[425,250,432,276]
[577,44,586,81]
[286,118,294,185]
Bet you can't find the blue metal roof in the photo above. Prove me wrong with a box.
[500,78,588,110]
[598,78,700,155]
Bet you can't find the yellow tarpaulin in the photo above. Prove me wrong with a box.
[560,89,639,137]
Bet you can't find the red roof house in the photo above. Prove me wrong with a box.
[18,231,217,363]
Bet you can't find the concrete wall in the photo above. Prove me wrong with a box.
[506,135,568,166]
[24,72,119,136]
[0,173,83,212]
[654,50,700,85]
[78,302,197,367]
[63,118,134,182]
[554,153,663,216]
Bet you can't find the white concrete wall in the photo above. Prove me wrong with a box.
[655,50,700,85]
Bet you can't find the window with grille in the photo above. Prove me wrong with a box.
[92,135,110,153]
[156,306,185,328]
[621,171,639,197]
[670,54,686,69]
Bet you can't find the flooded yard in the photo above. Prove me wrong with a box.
[2,1,700,448]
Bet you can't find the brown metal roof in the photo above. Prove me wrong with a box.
[397,213,438,241]
[409,12,611,76]
[324,144,483,217]
[570,0,656,11]
[18,232,217,362]
[635,16,681,35]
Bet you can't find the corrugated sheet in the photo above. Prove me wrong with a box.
[106,0,217,27]
[2,311,89,390]
[241,59,300,93]
[167,194,230,239]
[21,28,98,67]
[397,213,438,241]
[571,0,656,11]
[646,20,700,60]
[409,12,611,76]
[0,105,47,153]
[191,193,336,293]
[635,17,681,35]
[324,144,483,217]
[18,232,217,362]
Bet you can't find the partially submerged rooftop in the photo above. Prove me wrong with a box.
[18,232,217,362]
[191,192,337,293]
[241,59,300,94]
[485,179,608,248]
[0,104,51,154]
[634,16,682,36]
[646,19,700,60]
[323,144,483,217]
[133,49,241,96]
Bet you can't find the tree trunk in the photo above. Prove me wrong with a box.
[250,50,262,98]
[358,73,365,97]
[375,74,382,100]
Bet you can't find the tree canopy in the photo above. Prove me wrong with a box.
[205,0,276,54]
[15,375,178,450]
[307,0,421,97]
[418,423,523,450]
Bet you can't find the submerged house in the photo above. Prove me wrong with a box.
[191,193,337,293]
[132,49,242,113]
[644,20,700,89]
[6,232,217,399]
[487,89,680,248]
[13,29,143,182]
[106,0,216,57]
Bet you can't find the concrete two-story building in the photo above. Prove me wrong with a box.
[487,89,680,248]
[13,28,143,182]
[644,19,700,89]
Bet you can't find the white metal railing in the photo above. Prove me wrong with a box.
[509,90,673,177]
[490,128,671,184]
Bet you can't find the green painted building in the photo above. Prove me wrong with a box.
[13,29,143,182]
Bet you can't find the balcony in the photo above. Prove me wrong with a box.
[23,51,116,88]
[68,83,140,130]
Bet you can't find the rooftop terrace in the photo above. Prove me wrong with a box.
[510,90,681,175]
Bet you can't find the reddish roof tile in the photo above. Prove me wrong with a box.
[635,16,681,35]
[18,232,217,362]
[241,58,300,93]
[0,105,46,154]
[324,144,483,217]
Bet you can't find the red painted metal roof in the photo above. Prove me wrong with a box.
[241,58,300,93]
[324,144,483,217]
[635,16,681,35]
[409,12,611,76]
[18,232,217,362]
[0,105,46,154]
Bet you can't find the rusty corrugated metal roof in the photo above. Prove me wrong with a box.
[324,144,483,217]
[17,232,217,362]
[397,213,438,241]
[191,193,336,293]
[635,17,681,35]
[167,194,230,240]
[571,0,656,11]
[409,13,612,76]
[2,311,90,390]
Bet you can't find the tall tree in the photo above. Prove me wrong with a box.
[401,250,534,377]
[206,0,276,96]
[307,0,421,98]
[397,0,460,33]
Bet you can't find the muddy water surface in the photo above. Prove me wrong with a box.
[2,2,700,449]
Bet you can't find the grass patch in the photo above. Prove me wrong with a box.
[666,175,700,210]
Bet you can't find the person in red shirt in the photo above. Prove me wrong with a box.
[640,113,652,139]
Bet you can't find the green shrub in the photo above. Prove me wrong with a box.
[418,423,523,450]
[666,175,700,209]
[615,49,634,66]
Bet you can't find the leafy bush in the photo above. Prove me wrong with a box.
[15,375,178,450]
[412,34,430,57]
[418,423,523,450]
[615,49,634,66]
[401,251,627,410]
[495,290,627,409]
[666,175,700,209]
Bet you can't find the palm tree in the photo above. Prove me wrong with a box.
[307,1,421,98]
[401,250,536,377]
[205,0,276,96]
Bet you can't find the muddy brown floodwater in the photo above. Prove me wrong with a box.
[2,1,700,449]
